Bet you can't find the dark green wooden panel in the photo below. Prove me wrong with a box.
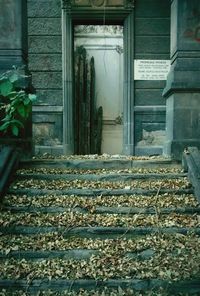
[135,18,170,36]
[28,18,61,36]
[32,72,62,89]
[29,54,62,71]
[29,36,62,53]
[135,89,165,106]
[135,36,170,54]
[28,0,61,18]
[135,0,170,18]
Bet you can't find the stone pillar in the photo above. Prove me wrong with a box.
[0,0,27,72]
[163,0,200,159]
[62,4,74,154]
[123,11,135,155]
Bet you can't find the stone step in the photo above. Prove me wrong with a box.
[2,205,200,215]
[1,157,199,295]
[1,278,200,295]
[7,187,194,196]
[15,172,187,182]
[20,158,181,170]
[4,192,197,209]
[1,226,200,238]
[0,249,99,261]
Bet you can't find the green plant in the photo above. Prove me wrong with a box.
[0,68,36,137]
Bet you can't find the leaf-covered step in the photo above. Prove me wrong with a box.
[0,248,158,262]
[19,157,180,170]
[4,193,198,209]
[1,278,200,295]
[0,249,99,261]
[10,178,191,190]
[1,226,200,238]
[0,239,199,281]
[1,211,199,228]
[17,166,183,176]
[15,172,187,182]
[2,205,200,216]
[1,233,198,254]
[7,188,194,197]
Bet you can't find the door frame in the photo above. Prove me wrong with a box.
[61,0,135,155]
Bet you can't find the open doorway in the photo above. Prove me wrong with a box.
[74,25,124,155]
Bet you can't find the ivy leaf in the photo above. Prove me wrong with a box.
[17,104,26,118]
[24,97,31,106]
[0,79,13,96]
[11,124,19,136]
[28,93,37,102]
[9,72,19,83]
[0,121,10,131]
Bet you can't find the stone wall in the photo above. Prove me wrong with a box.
[27,0,170,155]
[28,0,63,154]
[134,0,170,155]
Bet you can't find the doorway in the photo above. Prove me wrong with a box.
[62,9,134,155]
[74,25,124,154]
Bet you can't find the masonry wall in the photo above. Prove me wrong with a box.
[134,0,170,155]
[28,0,63,153]
[27,0,170,155]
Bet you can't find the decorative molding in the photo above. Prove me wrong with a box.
[62,0,72,10]
[62,0,134,10]
[125,0,134,9]
[74,25,123,35]
[116,45,123,54]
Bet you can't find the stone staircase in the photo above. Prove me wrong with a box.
[0,156,200,295]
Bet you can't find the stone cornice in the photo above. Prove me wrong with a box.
[61,0,134,11]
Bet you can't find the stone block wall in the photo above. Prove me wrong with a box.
[134,0,170,155]
[27,0,170,155]
[27,0,63,154]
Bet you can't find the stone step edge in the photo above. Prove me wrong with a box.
[0,248,157,261]
[19,158,181,170]
[8,188,194,197]
[1,226,200,237]
[0,249,99,261]
[0,278,200,294]
[15,172,187,181]
[3,205,200,215]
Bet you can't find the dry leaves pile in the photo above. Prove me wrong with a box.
[17,167,183,175]
[0,288,186,296]
[1,161,200,295]
[10,178,190,190]
[4,193,198,209]
[31,154,167,160]
[0,211,199,228]
[0,234,200,281]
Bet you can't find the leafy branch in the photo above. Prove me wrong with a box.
[0,68,36,137]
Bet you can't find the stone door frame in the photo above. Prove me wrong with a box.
[61,0,135,155]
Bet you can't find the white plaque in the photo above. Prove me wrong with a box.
[134,60,170,80]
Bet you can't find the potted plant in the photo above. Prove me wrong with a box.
[0,67,36,156]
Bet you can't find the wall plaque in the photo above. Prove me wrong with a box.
[134,60,170,80]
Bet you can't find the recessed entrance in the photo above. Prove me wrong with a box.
[61,3,134,155]
[74,25,124,154]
